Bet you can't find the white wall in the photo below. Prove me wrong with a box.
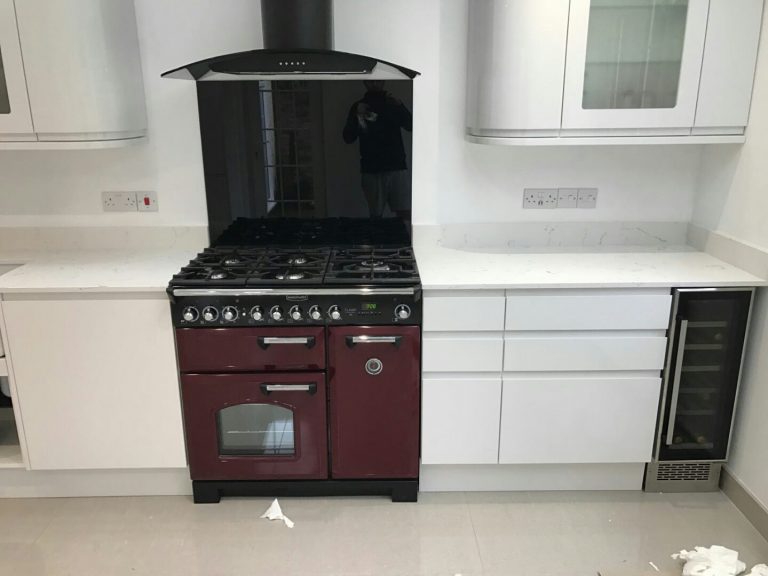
[691,7,768,511]
[0,0,701,227]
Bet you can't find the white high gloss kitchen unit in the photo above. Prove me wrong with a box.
[467,0,764,144]
[0,0,147,146]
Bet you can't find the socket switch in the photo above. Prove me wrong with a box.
[137,191,159,212]
[577,188,598,209]
[102,191,138,212]
[523,188,558,209]
[557,188,579,209]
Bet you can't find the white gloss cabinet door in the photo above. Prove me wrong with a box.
[2,296,187,470]
[499,377,662,464]
[694,0,765,131]
[13,0,147,140]
[467,0,571,135]
[422,377,501,465]
[0,0,33,136]
[562,0,709,131]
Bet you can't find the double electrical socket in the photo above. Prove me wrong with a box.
[523,188,598,209]
[101,191,158,212]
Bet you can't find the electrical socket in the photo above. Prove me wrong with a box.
[557,188,579,209]
[577,188,598,209]
[137,191,158,212]
[101,191,138,212]
[523,188,558,209]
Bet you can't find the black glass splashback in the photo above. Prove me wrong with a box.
[196,79,414,245]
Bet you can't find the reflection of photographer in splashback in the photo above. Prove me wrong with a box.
[343,80,413,220]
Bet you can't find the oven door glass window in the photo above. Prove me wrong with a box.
[216,404,295,456]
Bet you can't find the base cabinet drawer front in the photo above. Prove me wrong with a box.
[422,378,501,465]
[504,335,667,372]
[423,334,503,373]
[499,377,662,464]
[505,293,672,331]
[424,293,505,332]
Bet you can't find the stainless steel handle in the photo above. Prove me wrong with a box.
[260,383,317,395]
[257,336,316,349]
[346,335,402,348]
[665,318,689,446]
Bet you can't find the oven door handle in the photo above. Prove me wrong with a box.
[257,336,316,349]
[260,383,318,396]
[345,335,402,348]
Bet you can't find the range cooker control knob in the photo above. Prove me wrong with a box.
[289,306,303,321]
[270,306,284,321]
[395,304,412,320]
[329,305,342,321]
[250,306,264,321]
[202,306,219,322]
[182,306,199,322]
[309,305,322,321]
[222,306,238,322]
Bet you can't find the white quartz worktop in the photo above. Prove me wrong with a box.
[0,249,199,294]
[413,227,765,289]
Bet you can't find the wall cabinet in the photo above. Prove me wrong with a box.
[0,0,147,146]
[1,294,186,470]
[467,0,764,144]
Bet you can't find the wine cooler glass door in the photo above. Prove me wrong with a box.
[659,289,753,461]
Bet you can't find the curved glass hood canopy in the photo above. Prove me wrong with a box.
[161,49,419,82]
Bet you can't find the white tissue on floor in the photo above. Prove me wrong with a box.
[746,565,768,576]
[672,545,746,576]
[260,498,295,528]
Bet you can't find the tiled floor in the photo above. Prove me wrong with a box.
[0,491,766,576]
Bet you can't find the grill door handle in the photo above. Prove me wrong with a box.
[665,319,689,446]
[346,335,402,348]
[257,336,316,349]
[260,383,317,395]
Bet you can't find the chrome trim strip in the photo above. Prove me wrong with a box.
[665,319,688,446]
[654,289,681,460]
[172,288,416,297]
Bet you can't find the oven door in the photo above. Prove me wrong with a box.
[328,326,421,479]
[181,372,328,480]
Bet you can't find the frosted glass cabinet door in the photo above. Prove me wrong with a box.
[0,0,33,135]
[562,0,709,131]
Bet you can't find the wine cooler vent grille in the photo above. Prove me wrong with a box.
[657,462,713,482]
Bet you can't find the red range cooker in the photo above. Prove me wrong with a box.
[169,243,422,503]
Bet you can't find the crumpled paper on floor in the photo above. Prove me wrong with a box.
[672,545,746,576]
[260,498,294,528]
[746,565,768,576]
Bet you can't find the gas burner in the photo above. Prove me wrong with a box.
[210,270,230,280]
[275,271,306,281]
[360,260,390,271]
[222,257,243,266]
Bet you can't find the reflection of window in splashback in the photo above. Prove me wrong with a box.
[0,47,12,114]
[259,81,325,218]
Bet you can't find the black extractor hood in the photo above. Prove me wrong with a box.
[162,0,419,81]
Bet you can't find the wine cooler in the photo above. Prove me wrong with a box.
[645,288,754,492]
